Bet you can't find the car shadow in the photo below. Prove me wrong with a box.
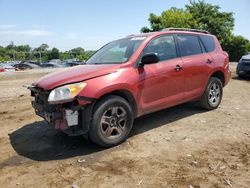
[131,102,205,136]
[9,102,206,162]
[232,75,250,81]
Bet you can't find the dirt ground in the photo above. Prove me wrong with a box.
[0,64,249,188]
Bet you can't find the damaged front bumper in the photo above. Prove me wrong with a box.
[29,86,94,136]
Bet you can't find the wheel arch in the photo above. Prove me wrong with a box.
[210,71,225,86]
[95,89,138,117]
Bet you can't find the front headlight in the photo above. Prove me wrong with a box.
[48,82,87,104]
[239,58,242,64]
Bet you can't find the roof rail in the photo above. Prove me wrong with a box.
[161,28,210,34]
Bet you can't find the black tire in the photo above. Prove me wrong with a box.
[89,95,134,147]
[238,74,244,79]
[200,77,223,110]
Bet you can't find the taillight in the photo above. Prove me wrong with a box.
[222,51,229,57]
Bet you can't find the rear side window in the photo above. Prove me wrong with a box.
[200,35,215,52]
[177,35,202,57]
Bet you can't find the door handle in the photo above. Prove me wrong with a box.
[175,65,182,72]
[206,59,213,64]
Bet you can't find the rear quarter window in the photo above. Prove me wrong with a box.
[200,35,215,52]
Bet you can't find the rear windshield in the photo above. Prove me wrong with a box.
[200,35,215,52]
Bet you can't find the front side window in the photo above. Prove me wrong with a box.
[177,35,203,57]
[86,37,145,64]
[142,35,177,62]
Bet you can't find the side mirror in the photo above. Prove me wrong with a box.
[140,53,159,66]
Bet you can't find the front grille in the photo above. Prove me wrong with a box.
[242,59,250,64]
[35,91,51,111]
[31,88,53,112]
[30,88,56,113]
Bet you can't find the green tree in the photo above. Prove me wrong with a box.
[15,51,26,60]
[224,36,250,61]
[48,48,60,60]
[141,0,250,61]
[0,46,7,60]
[69,47,85,57]
[16,45,31,52]
[0,56,5,62]
[245,42,250,53]
[36,44,49,51]
[83,50,96,61]
[5,44,15,51]
[186,0,234,45]
[0,46,11,62]
[141,13,162,32]
[32,44,50,62]
[59,51,72,60]
[141,8,197,32]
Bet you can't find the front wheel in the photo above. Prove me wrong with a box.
[200,77,223,110]
[89,95,134,147]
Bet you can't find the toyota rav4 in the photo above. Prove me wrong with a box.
[29,28,231,147]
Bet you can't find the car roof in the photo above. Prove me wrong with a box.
[127,28,213,39]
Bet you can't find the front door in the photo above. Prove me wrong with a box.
[138,35,185,114]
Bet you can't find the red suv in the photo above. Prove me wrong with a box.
[29,28,231,147]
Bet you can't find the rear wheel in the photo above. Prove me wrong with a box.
[89,95,134,147]
[200,77,223,110]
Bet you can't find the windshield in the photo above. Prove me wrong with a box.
[86,37,146,64]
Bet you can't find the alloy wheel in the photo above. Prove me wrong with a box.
[100,106,127,139]
[208,83,220,106]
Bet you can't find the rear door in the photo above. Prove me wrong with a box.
[176,34,214,100]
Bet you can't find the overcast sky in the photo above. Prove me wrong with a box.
[0,0,249,51]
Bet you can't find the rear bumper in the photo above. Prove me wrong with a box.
[224,69,231,86]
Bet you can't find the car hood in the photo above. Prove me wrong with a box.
[242,54,250,60]
[33,64,121,90]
